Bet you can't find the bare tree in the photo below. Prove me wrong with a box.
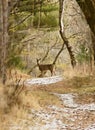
[59,0,76,68]
[0,0,8,84]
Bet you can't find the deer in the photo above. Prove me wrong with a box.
[36,58,55,77]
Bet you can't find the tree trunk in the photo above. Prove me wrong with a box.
[76,0,95,64]
[0,0,8,84]
[59,0,76,68]
[0,3,2,75]
[38,0,42,28]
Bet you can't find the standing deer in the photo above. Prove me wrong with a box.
[36,58,55,77]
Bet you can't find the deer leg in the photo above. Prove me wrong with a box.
[51,70,53,76]
[42,71,47,77]
[38,73,43,77]
[38,71,47,77]
[53,65,56,76]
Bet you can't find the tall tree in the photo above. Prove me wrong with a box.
[59,0,76,68]
[76,0,95,64]
[0,0,8,84]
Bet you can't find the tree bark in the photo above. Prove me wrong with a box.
[59,0,76,68]
[0,0,8,84]
[76,0,95,64]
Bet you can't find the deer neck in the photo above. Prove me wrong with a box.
[37,60,40,67]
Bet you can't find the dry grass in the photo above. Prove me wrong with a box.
[0,73,62,130]
[34,64,95,94]
[30,89,62,107]
[0,66,95,129]
[0,70,32,129]
[38,75,95,94]
[63,65,93,79]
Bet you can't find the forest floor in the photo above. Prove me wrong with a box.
[1,75,95,130]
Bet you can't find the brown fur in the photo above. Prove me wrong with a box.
[37,59,55,76]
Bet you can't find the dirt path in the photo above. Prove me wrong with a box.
[25,75,64,86]
[9,93,95,130]
[27,93,95,130]
[8,76,95,130]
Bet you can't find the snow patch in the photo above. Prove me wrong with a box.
[9,93,95,130]
[85,124,95,130]
[25,75,63,85]
[55,93,95,111]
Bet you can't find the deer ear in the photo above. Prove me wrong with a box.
[36,58,41,61]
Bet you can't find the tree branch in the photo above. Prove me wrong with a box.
[9,13,33,29]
